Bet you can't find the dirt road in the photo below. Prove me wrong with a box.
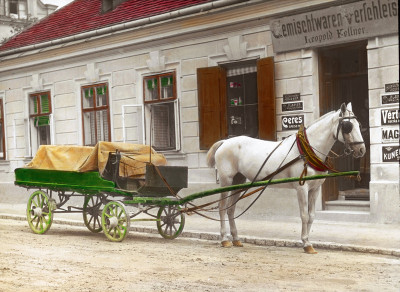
[0,219,399,291]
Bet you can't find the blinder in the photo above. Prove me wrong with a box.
[334,114,364,155]
[341,120,353,134]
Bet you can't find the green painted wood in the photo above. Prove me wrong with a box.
[14,168,126,195]
[123,171,360,206]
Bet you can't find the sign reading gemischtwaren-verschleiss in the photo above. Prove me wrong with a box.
[271,0,398,52]
[381,108,399,125]
[382,145,400,162]
[281,115,304,131]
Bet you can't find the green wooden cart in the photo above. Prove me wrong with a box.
[14,151,359,242]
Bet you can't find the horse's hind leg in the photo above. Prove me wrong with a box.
[227,173,246,247]
[219,189,232,247]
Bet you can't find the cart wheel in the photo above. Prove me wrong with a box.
[157,205,185,239]
[26,190,54,234]
[101,201,130,242]
[83,195,104,233]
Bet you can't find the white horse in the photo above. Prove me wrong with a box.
[207,103,365,253]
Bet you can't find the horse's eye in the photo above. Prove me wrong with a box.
[342,121,353,134]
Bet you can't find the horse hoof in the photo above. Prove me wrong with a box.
[233,240,243,247]
[303,246,318,254]
[221,241,233,248]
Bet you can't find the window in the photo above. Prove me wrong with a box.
[143,72,178,151]
[197,57,276,149]
[0,99,5,160]
[144,72,176,103]
[225,62,258,138]
[9,0,18,15]
[29,92,51,151]
[81,83,111,146]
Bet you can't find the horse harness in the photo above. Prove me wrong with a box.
[334,114,364,155]
[159,112,363,218]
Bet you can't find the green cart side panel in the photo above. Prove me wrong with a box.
[14,168,119,194]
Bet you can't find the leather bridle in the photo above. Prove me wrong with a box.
[333,113,364,155]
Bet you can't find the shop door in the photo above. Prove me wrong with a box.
[319,41,370,205]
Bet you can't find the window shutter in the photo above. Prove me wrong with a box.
[257,57,276,141]
[197,66,227,150]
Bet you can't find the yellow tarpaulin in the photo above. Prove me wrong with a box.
[26,142,167,178]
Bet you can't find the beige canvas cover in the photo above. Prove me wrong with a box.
[26,142,167,178]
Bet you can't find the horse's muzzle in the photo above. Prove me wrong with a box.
[352,143,366,158]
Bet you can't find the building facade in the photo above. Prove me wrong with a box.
[0,0,398,223]
[0,0,57,41]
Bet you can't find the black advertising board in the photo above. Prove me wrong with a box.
[381,128,399,143]
[281,115,304,131]
[283,93,300,103]
[282,101,303,112]
[382,146,400,163]
[385,83,399,92]
[381,93,399,105]
[381,109,399,125]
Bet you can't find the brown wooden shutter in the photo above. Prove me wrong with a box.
[257,57,276,141]
[197,66,227,150]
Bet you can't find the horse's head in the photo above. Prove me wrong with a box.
[334,103,366,158]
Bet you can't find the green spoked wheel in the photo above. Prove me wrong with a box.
[26,190,54,234]
[101,201,130,242]
[157,205,185,239]
[83,195,105,233]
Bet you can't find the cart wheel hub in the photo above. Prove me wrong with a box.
[108,216,118,228]
[32,206,43,217]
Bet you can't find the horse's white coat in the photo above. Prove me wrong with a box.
[207,103,365,251]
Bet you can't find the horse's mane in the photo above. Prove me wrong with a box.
[306,110,336,128]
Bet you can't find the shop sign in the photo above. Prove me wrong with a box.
[282,114,304,131]
[381,127,399,143]
[381,93,399,105]
[382,145,400,162]
[283,93,301,102]
[282,101,303,112]
[381,108,399,125]
[385,82,399,92]
[271,0,399,53]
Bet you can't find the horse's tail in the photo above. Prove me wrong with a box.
[206,140,225,168]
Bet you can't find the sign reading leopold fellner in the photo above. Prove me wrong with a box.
[271,0,398,53]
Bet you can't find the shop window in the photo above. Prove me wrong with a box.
[226,63,259,138]
[143,72,179,151]
[29,92,52,153]
[197,57,276,149]
[81,83,111,146]
[0,99,5,160]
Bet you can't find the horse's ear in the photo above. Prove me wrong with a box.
[346,102,353,112]
[340,103,346,115]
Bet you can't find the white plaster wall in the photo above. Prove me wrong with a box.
[367,34,400,223]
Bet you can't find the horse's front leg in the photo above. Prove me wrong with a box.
[296,187,317,254]
[305,186,321,254]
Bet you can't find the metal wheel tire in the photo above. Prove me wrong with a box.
[157,205,185,239]
[83,195,104,233]
[26,190,54,234]
[101,201,130,242]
